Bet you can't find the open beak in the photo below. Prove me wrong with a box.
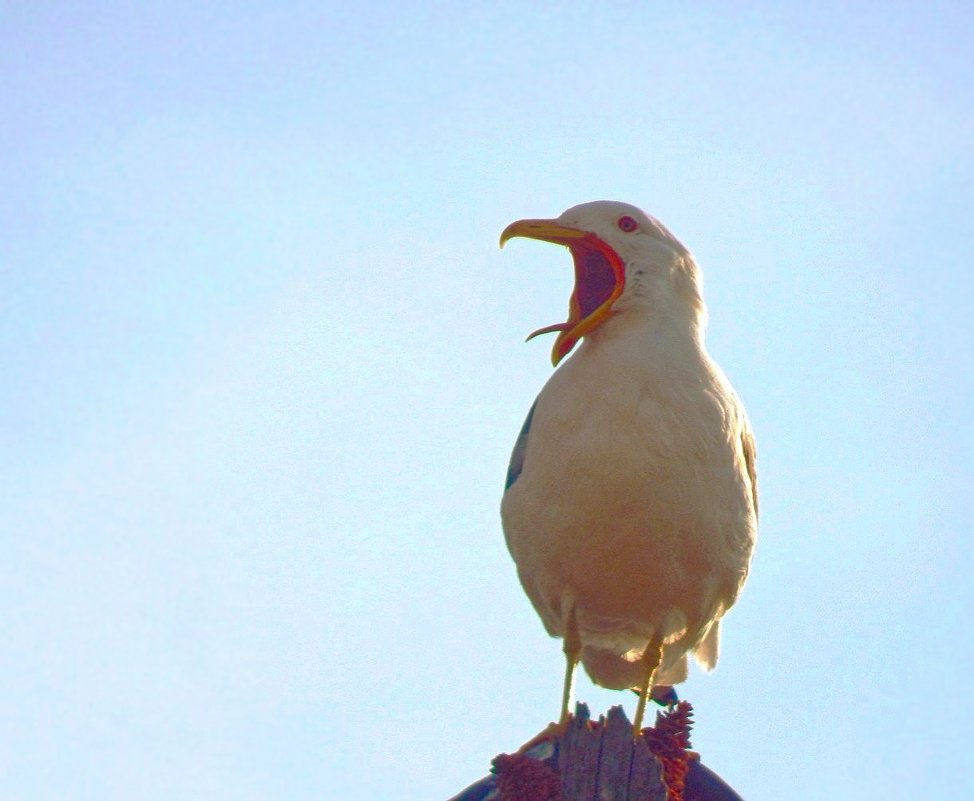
[500,219,626,366]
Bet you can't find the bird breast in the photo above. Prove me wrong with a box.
[501,333,756,658]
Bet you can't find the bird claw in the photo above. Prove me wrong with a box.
[515,717,572,755]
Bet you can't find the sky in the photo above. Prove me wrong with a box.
[1,2,972,799]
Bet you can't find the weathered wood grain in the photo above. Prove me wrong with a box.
[446,703,743,801]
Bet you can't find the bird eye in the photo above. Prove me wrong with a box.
[617,215,638,233]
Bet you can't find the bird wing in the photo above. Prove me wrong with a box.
[741,425,759,520]
[505,399,537,490]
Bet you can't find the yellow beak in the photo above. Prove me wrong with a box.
[500,218,626,365]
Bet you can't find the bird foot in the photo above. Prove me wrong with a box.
[515,717,572,755]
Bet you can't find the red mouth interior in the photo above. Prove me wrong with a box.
[524,231,625,350]
[572,244,619,319]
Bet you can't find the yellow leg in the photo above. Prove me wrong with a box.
[516,608,581,754]
[632,635,663,736]
[558,607,581,726]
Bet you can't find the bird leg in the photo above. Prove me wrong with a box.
[557,607,582,726]
[515,608,581,754]
[632,635,664,736]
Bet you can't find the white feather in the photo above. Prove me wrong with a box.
[501,201,758,691]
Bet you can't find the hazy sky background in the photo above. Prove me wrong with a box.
[2,3,972,799]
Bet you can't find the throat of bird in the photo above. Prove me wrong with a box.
[587,306,707,366]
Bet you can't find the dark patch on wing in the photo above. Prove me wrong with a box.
[504,399,537,491]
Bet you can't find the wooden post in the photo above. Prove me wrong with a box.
[447,703,745,801]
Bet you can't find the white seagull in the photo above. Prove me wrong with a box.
[499,201,758,740]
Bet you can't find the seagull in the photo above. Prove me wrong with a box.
[499,201,758,740]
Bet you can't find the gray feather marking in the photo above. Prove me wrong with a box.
[504,400,537,490]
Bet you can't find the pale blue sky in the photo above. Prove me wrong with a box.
[2,3,972,799]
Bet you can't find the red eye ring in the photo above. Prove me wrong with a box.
[617,215,638,233]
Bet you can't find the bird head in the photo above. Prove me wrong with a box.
[500,201,701,366]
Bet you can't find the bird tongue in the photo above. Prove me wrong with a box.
[573,247,618,319]
[526,244,619,341]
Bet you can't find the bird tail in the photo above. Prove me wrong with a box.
[691,620,720,671]
[579,645,645,690]
[580,644,689,691]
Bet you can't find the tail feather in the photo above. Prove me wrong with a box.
[580,645,645,690]
[692,620,720,671]
[580,644,689,691]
